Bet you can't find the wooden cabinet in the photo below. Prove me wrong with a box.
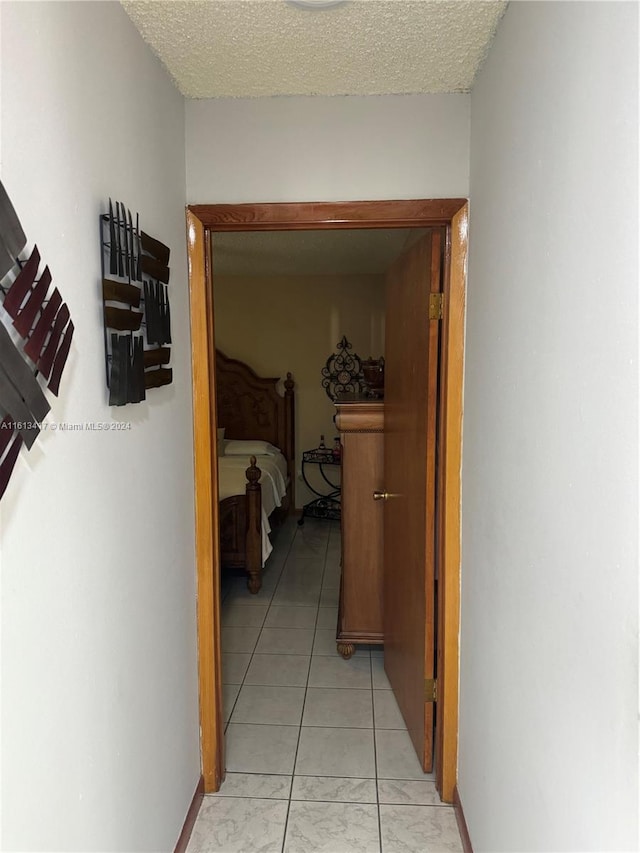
[334,398,384,658]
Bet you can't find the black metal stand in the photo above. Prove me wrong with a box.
[298,449,341,525]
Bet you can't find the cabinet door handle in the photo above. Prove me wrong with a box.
[373,490,390,501]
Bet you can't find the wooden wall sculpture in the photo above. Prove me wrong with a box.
[0,181,74,500]
[99,200,172,405]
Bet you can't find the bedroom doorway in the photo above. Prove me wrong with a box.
[186,199,467,803]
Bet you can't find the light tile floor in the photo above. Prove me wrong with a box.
[187,517,463,853]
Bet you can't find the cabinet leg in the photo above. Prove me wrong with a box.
[337,642,355,659]
[247,572,262,594]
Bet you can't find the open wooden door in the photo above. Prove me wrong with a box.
[382,228,442,771]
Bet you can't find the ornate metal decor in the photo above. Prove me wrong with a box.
[321,336,364,401]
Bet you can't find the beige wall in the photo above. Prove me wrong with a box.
[214,274,385,507]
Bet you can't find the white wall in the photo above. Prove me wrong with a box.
[460,3,638,851]
[0,3,200,851]
[186,94,470,202]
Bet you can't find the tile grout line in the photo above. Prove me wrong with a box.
[311,529,331,656]
[230,682,373,691]
[209,769,444,783]
[204,791,454,810]
[224,525,292,731]
[279,522,327,853]
[220,721,385,729]
[372,653,384,853]
[205,792,453,805]
[232,524,295,845]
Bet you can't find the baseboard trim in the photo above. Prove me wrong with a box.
[453,784,473,853]
[174,775,204,853]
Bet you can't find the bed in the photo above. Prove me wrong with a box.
[215,350,295,593]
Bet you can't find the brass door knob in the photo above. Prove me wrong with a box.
[373,490,389,501]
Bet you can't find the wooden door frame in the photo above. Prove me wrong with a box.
[186,198,468,803]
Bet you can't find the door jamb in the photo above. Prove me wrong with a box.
[186,199,468,803]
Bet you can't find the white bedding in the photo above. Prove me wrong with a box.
[218,450,288,565]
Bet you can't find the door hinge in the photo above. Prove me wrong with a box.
[425,678,437,702]
[429,293,444,321]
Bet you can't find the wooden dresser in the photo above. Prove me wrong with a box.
[334,397,384,658]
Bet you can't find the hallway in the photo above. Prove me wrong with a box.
[186,518,463,853]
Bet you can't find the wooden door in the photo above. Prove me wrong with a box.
[383,229,442,772]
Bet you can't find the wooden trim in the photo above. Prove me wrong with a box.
[435,204,467,803]
[173,776,204,853]
[186,198,467,801]
[186,210,224,792]
[334,402,384,433]
[189,199,467,231]
[337,631,384,642]
[453,785,474,853]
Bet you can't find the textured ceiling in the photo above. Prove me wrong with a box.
[211,228,426,276]
[122,0,507,99]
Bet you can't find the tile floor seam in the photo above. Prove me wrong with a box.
[281,521,328,850]
[291,772,375,780]
[225,551,288,732]
[289,796,377,806]
[218,770,292,778]
[372,668,384,853]
[283,524,326,846]
[273,529,299,853]
[280,560,319,853]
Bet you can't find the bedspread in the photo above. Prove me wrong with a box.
[217,452,288,565]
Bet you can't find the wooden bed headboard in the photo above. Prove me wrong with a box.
[215,350,295,477]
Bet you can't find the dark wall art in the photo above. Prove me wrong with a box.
[0,181,74,500]
[99,200,172,405]
[321,335,385,401]
[321,335,364,400]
